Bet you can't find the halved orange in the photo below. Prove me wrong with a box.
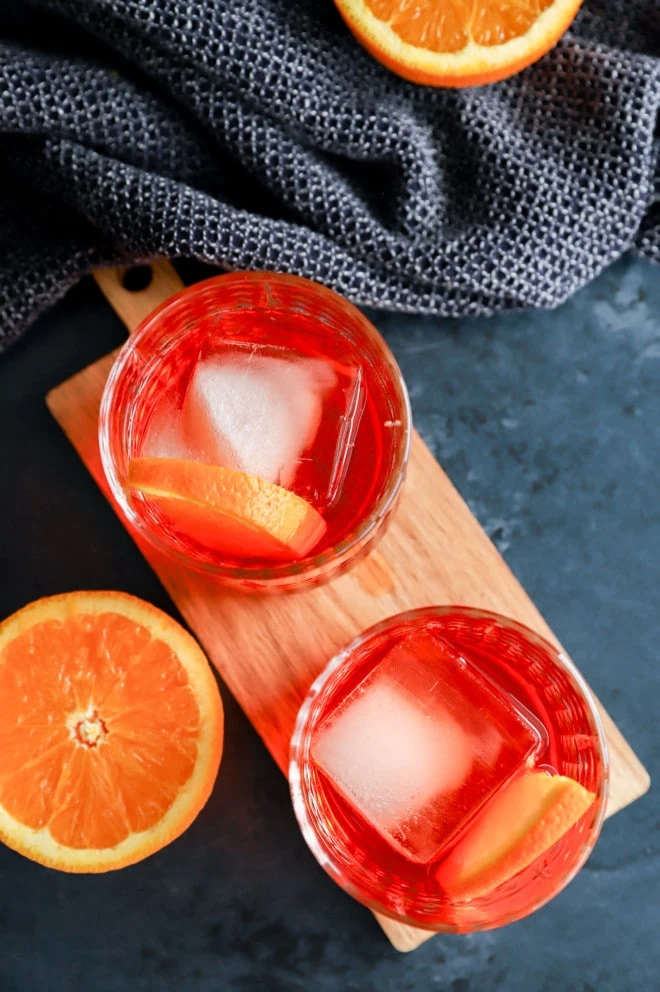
[335,0,583,87]
[0,591,223,872]
[128,457,327,561]
[437,770,596,899]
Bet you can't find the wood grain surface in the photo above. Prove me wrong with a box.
[47,260,650,952]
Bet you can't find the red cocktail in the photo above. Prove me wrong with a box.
[290,607,608,931]
[99,272,410,590]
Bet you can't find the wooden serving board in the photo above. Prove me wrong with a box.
[47,261,649,952]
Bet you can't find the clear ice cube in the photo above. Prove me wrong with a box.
[180,347,331,487]
[180,345,363,504]
[141,404,191,460]
[312,631,542,864]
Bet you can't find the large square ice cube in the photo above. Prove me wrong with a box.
[180,346,363,504]
[312,630,542,864]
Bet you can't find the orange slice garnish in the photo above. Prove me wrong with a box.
[437,770,596,899]
[128,457,327,561]
[0,591,223,872]
[335,0,583,87]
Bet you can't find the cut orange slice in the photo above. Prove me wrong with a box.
[0,591,223,872]
[335,0,583,87]
[128,457,327,561]
[437,771,596,899]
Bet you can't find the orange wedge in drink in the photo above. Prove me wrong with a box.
[128,457,327,561]
[335,0,583,87]
[0,591,223,872]
[437,771,596,899]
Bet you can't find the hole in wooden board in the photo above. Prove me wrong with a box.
[121,265,153,292]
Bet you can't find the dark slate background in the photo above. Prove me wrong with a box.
[0,256,657,991]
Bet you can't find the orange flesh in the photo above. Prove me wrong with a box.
[365,0,554,51]
[0,611,200,849]
[337,0,583,87]
[128,457,327,561]
[437,770,596,900]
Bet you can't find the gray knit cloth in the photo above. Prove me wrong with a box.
[1,0,659,352]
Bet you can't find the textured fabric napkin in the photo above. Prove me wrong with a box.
[0,0,658,352]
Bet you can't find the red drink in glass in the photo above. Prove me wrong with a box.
[290,607,608,932]
[99,272,410,590]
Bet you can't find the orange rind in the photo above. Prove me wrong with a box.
[335,0,583,87]
[128,457,327,561]
[0,591,223,872]
[437,770,596,899]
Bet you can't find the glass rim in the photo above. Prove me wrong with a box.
[289,605,610,933]
[98,271,412,587]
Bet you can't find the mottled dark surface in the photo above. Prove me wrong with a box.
[0,257,657,991]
